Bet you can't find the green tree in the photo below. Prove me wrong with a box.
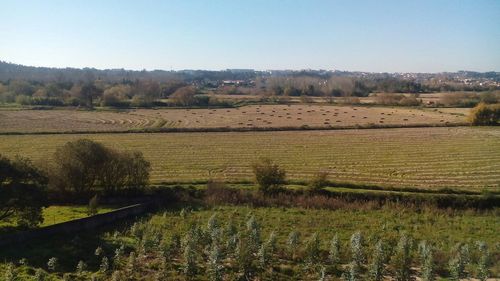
[369,240,386,281]
[49,139,110,193]
[78,81,103,108]
[418,241,435,281]
[310,170,329,192]
[87,195,99,216]
[252,158,286,194]
[0,155,48,227]
[391,233,413,281]
[99,150,151,194]
[468,102,500,125]
[48,139,151,195]
[8,80,35,96]
[476,241,490,281]
[101,84,132,107]
[304,232,321,266]
[170,86,196,106]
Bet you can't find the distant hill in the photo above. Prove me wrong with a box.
[1,61,499,83]
[0,61,259,83]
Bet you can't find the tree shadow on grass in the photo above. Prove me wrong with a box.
[0,217,135,274]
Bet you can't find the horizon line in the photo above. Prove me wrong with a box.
[1,60,499,75]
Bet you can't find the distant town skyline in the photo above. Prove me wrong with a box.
[1,0,499,73]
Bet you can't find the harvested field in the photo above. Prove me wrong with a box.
[0,127,498,191]
[0,104,467,133]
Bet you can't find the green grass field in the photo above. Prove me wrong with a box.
[0,127,500,190]
[0,205,116,233]
[1,205,498,280]
[40,205,115,227]
[146,205,500,252]
[0,127,498,191]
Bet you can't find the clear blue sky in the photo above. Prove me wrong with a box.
[1,0,499,72]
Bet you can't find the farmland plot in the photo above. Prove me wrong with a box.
[0,127,498,191]
[0,104,466,133]
[2,205,498,280]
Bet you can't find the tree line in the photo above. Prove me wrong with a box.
[0,78,239,108]
[2,76,499,108]
[263,75,499,99]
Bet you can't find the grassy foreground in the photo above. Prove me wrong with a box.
[0,205,116,234]
[40,206,115,227]
[0,127,499,191]
[0,205,498,280]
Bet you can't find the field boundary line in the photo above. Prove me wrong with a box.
[0,122,471,136]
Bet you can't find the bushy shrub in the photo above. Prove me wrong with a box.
[0,155,47,227]
[87,195,99,216]
[208,244,224,281]
[114,244,125,265]
[440,93,480,107]
[48,139,151,195]
[76,260,87,275]
[258,243,270,269]
[468,102,500,125]
[373,93,421,106]
[130,95,153,107]
[0,92,16,103]
[476,241,490,281]
[398,95,422,106]
[100,257,109,273]
[373,93,403,105]
[304,232,321,266]
[15,94,32,105]
[252,157,286,194]
[337,96,361,105]
[391,233,412,281]
[318,266,327,281]
[47,257,58,272]
[170,86,196,106]
[342,261,361,281]
[266,231,277,253]
[350,231,365,266]
[4,263,16,281]
[310,170,329,191]
[236,231,256,279]
[194,95,210,106]
[329,234,340,265]
[287,230,300,259]
[369,240,385,281]
[183,239,197,278]
[418,241,435,281]
[34,268,47,281]
[30,97,64,106]
[101,92,127,107]
[246,215,261,253]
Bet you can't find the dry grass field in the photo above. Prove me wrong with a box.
[0,127,498,191]
[210,91,486,105]
[0,104,467,133]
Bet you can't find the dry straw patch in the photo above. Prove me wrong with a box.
[0,105,466,133]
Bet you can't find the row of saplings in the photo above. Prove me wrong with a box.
[0,139,151,228]
[3,211,493,281]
